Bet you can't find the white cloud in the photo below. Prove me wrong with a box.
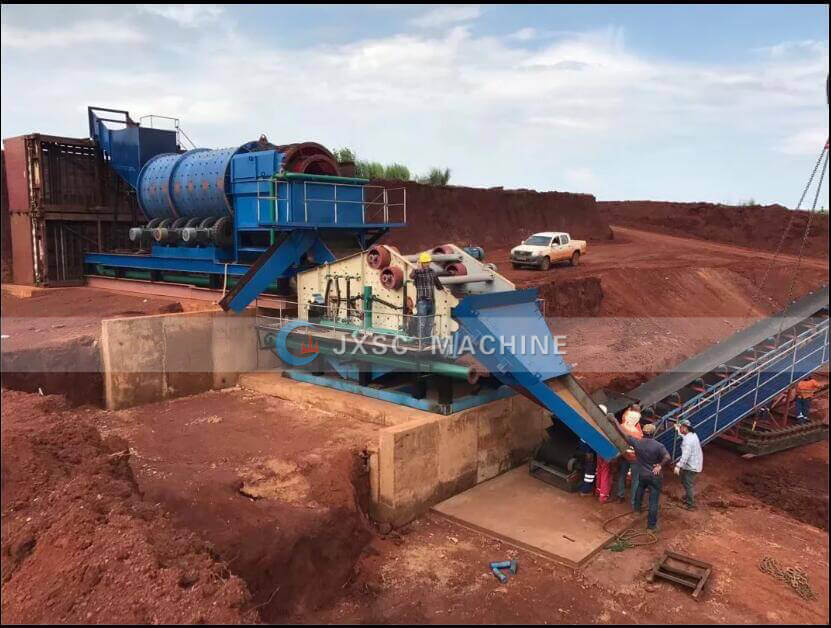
[138,4,224,28]
[779,128,828,156]
[410,5,481,29]
[0,21,145,48]
[755,39,826,59]
[1,9,828,204]
[565,168,599,189]
[509,27,536,42]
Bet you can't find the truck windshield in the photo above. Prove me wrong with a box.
[524,236,553,246]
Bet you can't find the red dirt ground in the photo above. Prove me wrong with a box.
[0,390,257,624]
[0,287,214,405]
[1,206,828,624]
[0,286,212,353]
[599,201,829,258]
[88,387,378,622]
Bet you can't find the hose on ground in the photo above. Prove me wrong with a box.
[602,510,658,552]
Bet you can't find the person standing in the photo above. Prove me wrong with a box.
[577,439,596,497]
[673,419,703,510]
[615,404,643,505]
[794,375,822,423]
[620,423,670,533]
[409,252,444,342]
[594,405,612,503]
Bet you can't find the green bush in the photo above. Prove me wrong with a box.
[332,147,356,163]
[330,147,451,185]
[417,167,451,186]
[383,163,411,180]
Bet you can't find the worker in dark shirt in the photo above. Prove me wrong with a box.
[410,252,444,342]
[623,422,670,533]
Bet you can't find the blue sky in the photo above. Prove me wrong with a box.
[1,4,828,205]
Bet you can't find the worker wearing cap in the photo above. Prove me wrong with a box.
[673,419,703,510]
[615,404,643,506]
[617,422,670,533]
[410,252,444,342]
[795,375,822,424]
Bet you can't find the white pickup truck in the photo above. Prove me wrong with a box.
[510,231,587,270]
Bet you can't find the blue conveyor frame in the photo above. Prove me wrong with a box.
[653,308,829,461]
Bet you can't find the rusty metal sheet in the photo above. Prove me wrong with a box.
[1,150,13,282]
[1,133,142,217]
[10,212,35,285]
[2,136,30,212]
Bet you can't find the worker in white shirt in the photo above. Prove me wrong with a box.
[673,419,703,510]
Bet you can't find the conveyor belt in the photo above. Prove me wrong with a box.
[627,286,829,409]
[610,286,829,461]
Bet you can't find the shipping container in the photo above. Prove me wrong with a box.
[1,150,12,282]
[2,134,142,286]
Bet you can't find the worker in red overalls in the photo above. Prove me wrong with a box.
[594,404,612,503]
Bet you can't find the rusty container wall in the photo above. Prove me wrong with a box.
[1,150,13,282]
[2,133,141,286]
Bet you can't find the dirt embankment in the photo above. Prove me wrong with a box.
[537,276,604,317]
[90,389,376,622]
[598,201,830,258]
[374,180,611,252]
[0,390,258,624]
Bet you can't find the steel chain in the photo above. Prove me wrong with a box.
[745,142,828,322]
[759,555,816,601]
[776,147,830,343]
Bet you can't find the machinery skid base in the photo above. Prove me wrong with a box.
[528,460,581,492]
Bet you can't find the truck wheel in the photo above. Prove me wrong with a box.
[571,251,580,267]
[540,257,551,271]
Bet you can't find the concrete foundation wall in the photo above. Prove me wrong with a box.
[238,371,549,527]
[370,392,548,527]
[101,310,278,410]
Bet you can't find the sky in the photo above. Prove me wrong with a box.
[1,4,828,205]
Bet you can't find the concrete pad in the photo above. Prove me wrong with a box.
[1,283,49,298]
[239,371,427,426]
[433,466,633,567]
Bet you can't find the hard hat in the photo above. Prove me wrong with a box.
[419,252,432,264]
[678,419,692,427]
[598,404,607,414]
[642,423,656,435]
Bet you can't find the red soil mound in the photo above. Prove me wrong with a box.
[0,390,258,624]
[735,466,829,531]
[537,276,603,317]
[374,180,612,252]
[598,201,829,258]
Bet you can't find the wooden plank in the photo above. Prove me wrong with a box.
[692,568,711,599]
[654,570,698,589]
[663,557,705,579]
[665,550,713,570]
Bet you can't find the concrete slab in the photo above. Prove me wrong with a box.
[432,466,636,568]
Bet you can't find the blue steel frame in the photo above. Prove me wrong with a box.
[654,315,830,461]
[452,289,622,460]
[283,369,517,414]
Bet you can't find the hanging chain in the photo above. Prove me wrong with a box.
[745,141,829,322]
[774,144,829,343]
